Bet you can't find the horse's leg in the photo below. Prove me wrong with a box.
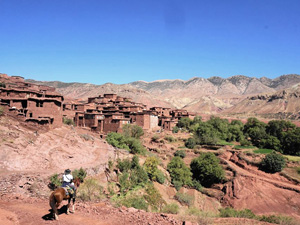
[66,198,71,215]
[50,195,59,220]
[72,197,76,213]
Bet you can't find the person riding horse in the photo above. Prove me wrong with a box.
[62,169,76,195]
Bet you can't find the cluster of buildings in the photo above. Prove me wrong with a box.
[0,74,195,133]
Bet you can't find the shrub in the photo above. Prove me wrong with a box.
[172,126,179,133]
[72,167,87,182]
[174,150,186,158]
[49,173,62,190]
[161,203,179,214]
[130,166,149,187]
[144,184,166,211]
[174,192,194,207]
[185,138,196,149]
[260,152,286,173]
[78,178,104,201]
[63,117,75,126]
[122,124,144,139]
[219,207,256,219]
[153,169,165,184]
[239,138,252,146]
[151,135,160,142]
[190,153,224,187]
[167,156,192,189]
[258,214,295,224]
[144,156,159,180]
[164,135,177,143]
[117,158,132,173]
[0,106,4,116]
[80,133,94,141]
[121,193,148,211]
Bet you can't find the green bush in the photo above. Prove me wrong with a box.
[63,117,75,126]
[72,167,87,182]
[122,124,144,139]
[258,214,294,224]
[161,203,179,214]
[174,150,186,158]
[117,158,132,173]
[185,138,196,149]
[153,169,165,184]
[297,167,300,175]
[164,135,177,143]
[78,178,104,201]
[260,152,286,173]
[239,138,252,146]
[190,153,224,187]
[144,184,166,211]
[174,192,194,207]
[219,207,256,219]
[151,135,160,142]
[172,126,179,133]
[121,193,149,211]
[106,132,145,154]
[49,173,62,189]
[167,156,192,189]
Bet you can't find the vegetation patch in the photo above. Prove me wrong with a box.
[174,150,186,158]
[174,192,194,207]
[284,155,300,162]
[233,145,256,150]
[253,148,273,154]
[63,117,75,126]
[161,203,179,214]
[260,152,286,173]
[78,178,104,201]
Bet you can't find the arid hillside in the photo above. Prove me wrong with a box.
[224,83,300,119]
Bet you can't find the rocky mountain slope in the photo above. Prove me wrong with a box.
[224,83,300,119]
[27,74,300,115]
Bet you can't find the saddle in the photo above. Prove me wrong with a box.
[62,186,74,196]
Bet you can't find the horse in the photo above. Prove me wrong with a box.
[49,177,81,220]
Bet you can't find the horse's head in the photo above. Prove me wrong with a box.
[73,177,82,188]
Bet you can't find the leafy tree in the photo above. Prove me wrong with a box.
[260,135,281,151]
[195,123,219,145]
[143,156,165,183]
[174,150,186,158]
[167,156,192,190]
[172,126,179,133]
[177,117,192,130]
[207,116,230,140]
[243,118,267,146]
[266,120,295,141]
[190,153,224,187]
[122,124,144,139]
[185,138,196,149]
[228,124,244,142]
[281,128,300,156]
[260,152,286,173]
[117,158,132,173]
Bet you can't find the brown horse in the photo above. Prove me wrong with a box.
[49,177,81,220]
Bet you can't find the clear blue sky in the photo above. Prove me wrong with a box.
[0,0,299,84]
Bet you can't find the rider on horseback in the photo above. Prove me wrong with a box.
[62,169,76,195]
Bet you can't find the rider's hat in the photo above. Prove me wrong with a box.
[65,169,71,174]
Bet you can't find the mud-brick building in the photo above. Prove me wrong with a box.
[0,74,64,128]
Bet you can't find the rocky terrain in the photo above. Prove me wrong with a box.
[0,113,300,224]
[27,74,300,116]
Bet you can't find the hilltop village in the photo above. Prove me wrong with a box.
[0,74,195,134]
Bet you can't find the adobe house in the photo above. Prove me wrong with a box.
[163,119,177,131]
[0,75,64,128]
[103,113,130,133]
[135,111,158,130]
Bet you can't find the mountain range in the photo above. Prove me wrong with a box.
[27,74,300,118]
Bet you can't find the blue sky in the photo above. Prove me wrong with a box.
[0,0,299,84]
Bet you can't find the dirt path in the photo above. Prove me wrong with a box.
[0,195,182,225]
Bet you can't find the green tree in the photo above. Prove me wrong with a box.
[260,152,286,173]
[143,156,165,183]
[185,138,196,149]
[243,118,267,146]
[167,157,192,190]
[260,135,281,151]
[190,153,224,187]
[195,123,219,145]
[177,117,192,130]
[122,124,144,139]
[281,128,300,156]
